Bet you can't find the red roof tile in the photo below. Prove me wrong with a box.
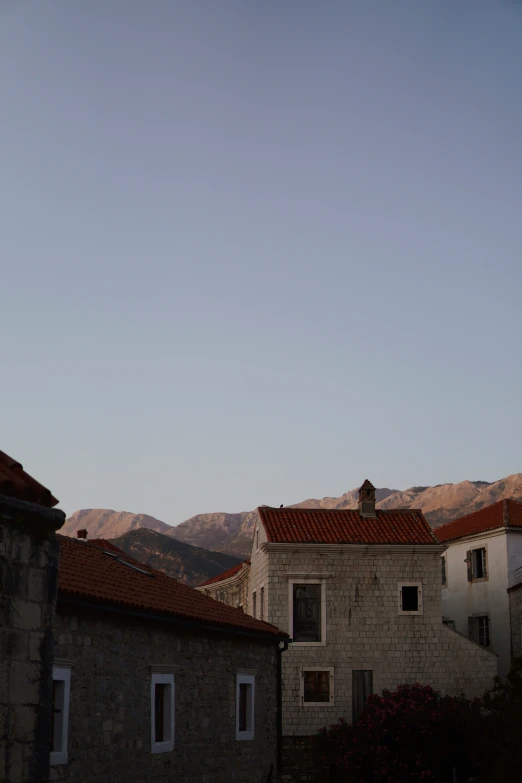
[57,536,284,639]
[435,499,522,543]
[0,450,59,507]
[258,506,437,545]
[199,559,250,587]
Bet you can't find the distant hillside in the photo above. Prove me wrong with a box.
[108,528,242,586]
[62,508,173,539]
[64,473,522,558]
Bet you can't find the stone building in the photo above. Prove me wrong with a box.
[437,499,522,675]
[0,450,65,783]
[1,449,288,783]
[198,480,497,744]
[52,536,286,783]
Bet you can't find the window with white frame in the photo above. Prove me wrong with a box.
[236,673,255,740]
[289,580,326,644]
[300,668,334,706]
[151,673,175,754]
[398,582,423,614]
[50,665,71,765]
[466,548,488,581]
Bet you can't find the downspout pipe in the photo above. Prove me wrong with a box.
[277,637,289,776]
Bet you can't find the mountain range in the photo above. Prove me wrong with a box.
[62,473,522,559]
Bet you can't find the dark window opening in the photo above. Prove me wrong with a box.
[441,556,447,586]
[303,671,330,703]
[352,670,373,722]
[154,683,167,742]
[238,682,253,732]
[51,679,64,752]
[469,615,490,648]
[401,585,419,612]
[293,584,321,642]
[260,587,264,621]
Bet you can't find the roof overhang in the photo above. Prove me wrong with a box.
[262,542,446,554]
[438,526,522,546]
[57,591,288,643]
[196,562,250,592]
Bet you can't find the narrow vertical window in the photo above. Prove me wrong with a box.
[252,591,257,619]
[441,555,447,586]
[151,673,174,753]
[236,674,255,740]
[50,666,71,765]
[260,587,264,621]
[352,670,373,723]
[256,529,259,549]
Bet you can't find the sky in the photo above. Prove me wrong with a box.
[1,0,521,524]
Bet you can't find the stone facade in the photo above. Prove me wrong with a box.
[51,605,279,783]
[202,511,498,739]
[508,583,522,660]
[0,495,65,783]
[202,562,251,613]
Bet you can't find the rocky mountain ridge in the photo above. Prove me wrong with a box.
[61,473,522,558]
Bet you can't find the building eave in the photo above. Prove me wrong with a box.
[262,542,446,554]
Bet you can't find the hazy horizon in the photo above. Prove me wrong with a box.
[2,1,521,521]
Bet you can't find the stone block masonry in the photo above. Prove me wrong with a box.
[0,495,65,783]
[51,607,279,783]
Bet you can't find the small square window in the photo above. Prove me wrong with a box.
[236,674,255,740]
[398,583,423,614]
[301,669,333,705]
[151,673,174,754]
[50,666,71,766]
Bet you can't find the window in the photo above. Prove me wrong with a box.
[236,674,255,740]
[352,670,373,723]
[252,591,257,619]
[293,584,321,642]
[466,548,488,581]
[301,668,334,705]
[151,673,174,754]
[50,666,71,765]
[260,587,264,621]
[256,528,259,549]
[468,615,490,648]
[441,555,447,586]
[398,583,423,614]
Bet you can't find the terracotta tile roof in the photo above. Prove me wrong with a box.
[57,536,284,639]
[258,506,437,545]
[0,450,59,507]
[435,499,522,543]
[199,559,250,587]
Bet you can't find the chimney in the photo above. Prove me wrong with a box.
[77,529,88,540]
[358,480,376,518]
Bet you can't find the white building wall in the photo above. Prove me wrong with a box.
[506,531,522,588]
[441,531,515,675]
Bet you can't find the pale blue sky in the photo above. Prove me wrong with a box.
[2,0,521,523]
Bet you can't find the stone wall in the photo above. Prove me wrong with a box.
[200,565,250,613]
[0,496,64,783]
[509,584,522,660]
[265,546,497,736]
[51,606,279,783]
